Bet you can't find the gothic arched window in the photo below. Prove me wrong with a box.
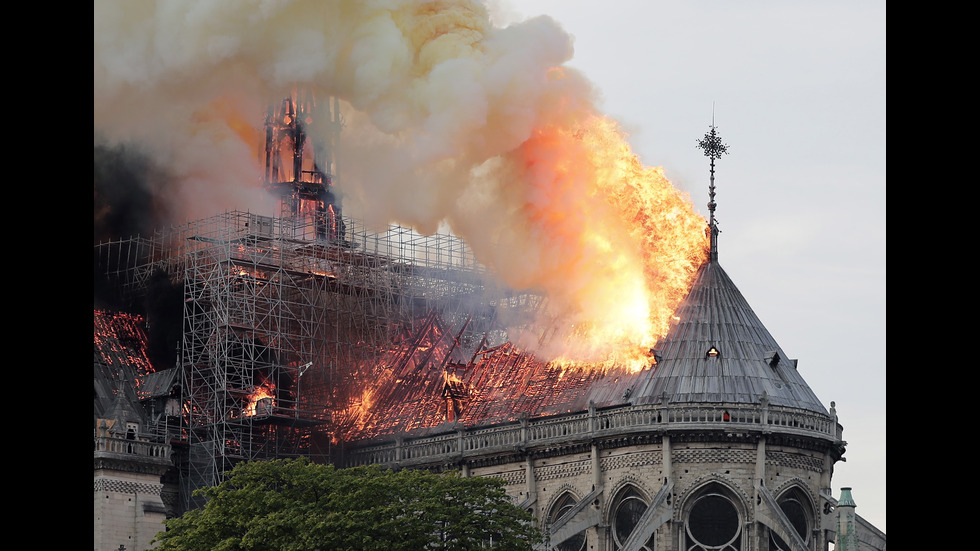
[549,492,585,551]
[683,486,743,550]
[769,488,812,550]
[611,486,655,551]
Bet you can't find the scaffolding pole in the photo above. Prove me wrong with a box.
[95,209,541,512]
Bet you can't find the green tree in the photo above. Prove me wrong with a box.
[153,458,546,551]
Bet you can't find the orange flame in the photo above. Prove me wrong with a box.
[512,114,708,370]
[244,383,276,417]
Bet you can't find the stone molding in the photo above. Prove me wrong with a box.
[95,455,172,476]
[597,433,662,451]
[536,459,591,483]
[484,468,525,487]
[94,477,163,496]
[766,450,825,473]
[600,450,661,472]
[674,448,755,465]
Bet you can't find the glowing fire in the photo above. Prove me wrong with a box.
[309,268,337,278]
[244,383,276,417]
[508,112,709,371]
[231,265,267,281]
[444,371,464,385]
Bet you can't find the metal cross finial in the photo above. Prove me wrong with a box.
[697,124,727,224]
[697,114,728,261]
[697,125,728,160]
[698,104,729,160]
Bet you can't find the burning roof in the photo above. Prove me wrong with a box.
[93,310,158,419]
[334,311,615,443]
[337,251,828,445]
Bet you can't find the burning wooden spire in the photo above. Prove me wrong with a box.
[263,87,346,242]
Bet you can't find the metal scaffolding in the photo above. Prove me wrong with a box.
[93,88,549,511]
[95,206,540,511]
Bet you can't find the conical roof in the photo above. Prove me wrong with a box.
[617,122,826,414]
[625,255,828,414]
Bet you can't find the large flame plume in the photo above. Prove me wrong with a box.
[94,0,708,365]
[483,111,708,366]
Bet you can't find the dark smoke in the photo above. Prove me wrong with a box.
[144,268,184,371]
[94,133,176,243]
[94,135,185,341]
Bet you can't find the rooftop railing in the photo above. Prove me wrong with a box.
[94,435,172,461]
[345,402,842,468]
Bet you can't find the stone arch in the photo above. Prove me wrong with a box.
[543,482,582,520]
[675,473,752,522]
[545,484,588,551]
[601,474,653,520]
[605,478,657,551]
[766,479,818,550]
[678,477,751,550]
[771,477,818,518]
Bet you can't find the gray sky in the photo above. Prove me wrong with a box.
[498,0,886,532]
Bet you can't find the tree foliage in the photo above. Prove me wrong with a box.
[153,458,546,551]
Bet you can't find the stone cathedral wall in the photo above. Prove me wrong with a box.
[465,436,835,550]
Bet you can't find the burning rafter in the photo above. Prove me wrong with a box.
[94,311,156,400]
[334,309,649,443]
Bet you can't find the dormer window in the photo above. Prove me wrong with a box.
[706,346,720,358]
[765,350,781,367]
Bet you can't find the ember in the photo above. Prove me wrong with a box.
[93,310,157,397]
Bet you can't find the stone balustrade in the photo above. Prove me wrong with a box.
[94,435,172,460]
[345,402,841,468]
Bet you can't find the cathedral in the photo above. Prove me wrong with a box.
[93,102,885,550]
[338,227,885,550]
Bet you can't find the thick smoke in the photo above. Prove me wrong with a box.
[94,0,705,362]
[94,135,173,242]
[94,1,575,226]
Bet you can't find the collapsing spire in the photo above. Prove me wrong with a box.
[264,88,346,242]
[697,121,728,262]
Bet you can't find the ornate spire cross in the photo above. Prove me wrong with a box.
[697,119,728,261]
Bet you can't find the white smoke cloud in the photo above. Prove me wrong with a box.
[94,0,705,362]
[94,0,579,223]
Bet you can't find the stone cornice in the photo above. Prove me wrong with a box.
[94,454,172,476]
